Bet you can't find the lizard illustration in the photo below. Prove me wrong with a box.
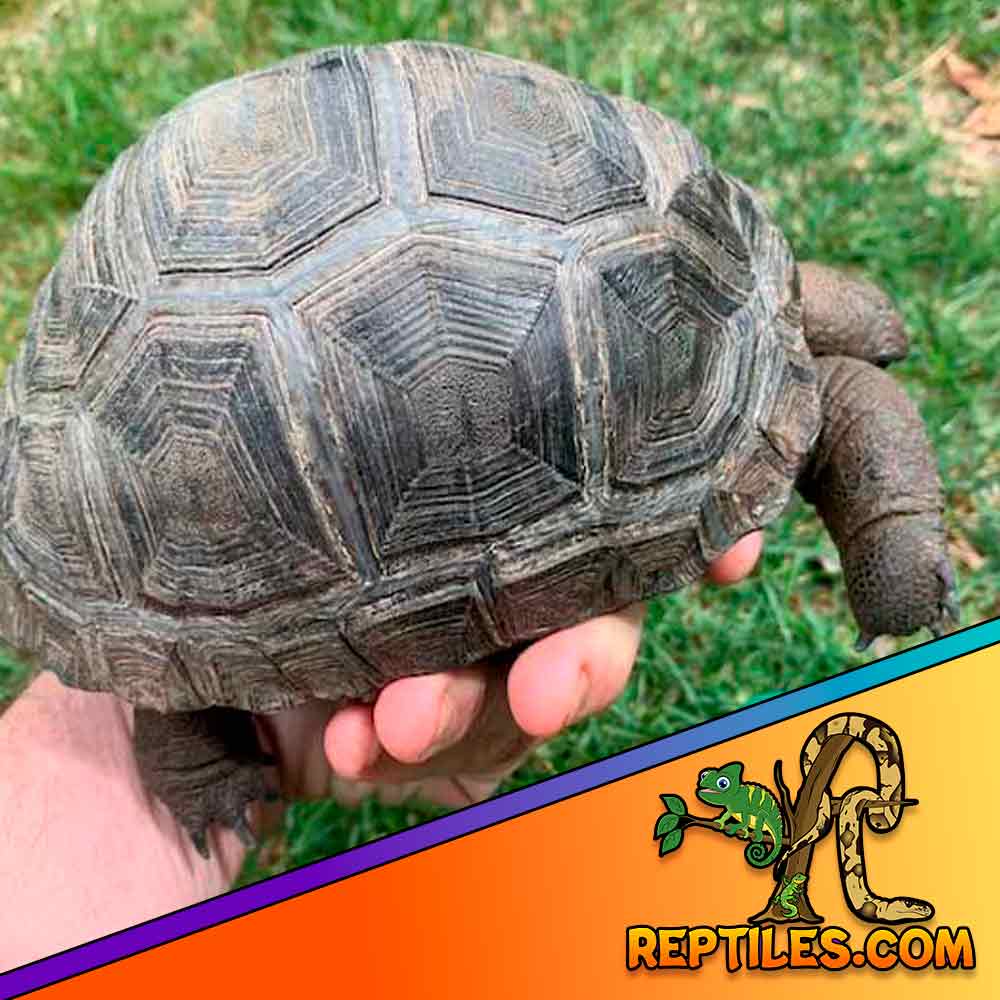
[696,762,784,868]
[771,873,808,919]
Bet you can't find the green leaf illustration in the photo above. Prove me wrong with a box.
[659,794,686,815]
[658,829,683,856]
[654,812,680,838]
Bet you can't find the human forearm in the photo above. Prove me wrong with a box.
[0,672,244,971]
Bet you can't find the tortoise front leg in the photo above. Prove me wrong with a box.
[798,262,909,366]
[797,356,959,650]
[133,706,274,858]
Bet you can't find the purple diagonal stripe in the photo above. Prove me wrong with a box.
[2,617,996,998]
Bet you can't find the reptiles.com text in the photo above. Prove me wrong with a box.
[625,924,975,972]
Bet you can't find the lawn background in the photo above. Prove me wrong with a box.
[0,0,996,880]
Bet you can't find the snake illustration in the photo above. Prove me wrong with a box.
[779,713,934,923]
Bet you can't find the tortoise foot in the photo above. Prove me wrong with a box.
[133,706,275,858]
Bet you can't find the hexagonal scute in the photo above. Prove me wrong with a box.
[296,237,582,558]
[91,311,353,610]
[139,48,380,275]
[595,169,762,488]
[399,43,646,222]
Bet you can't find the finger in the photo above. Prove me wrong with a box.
[328,775,378,808]
[411,774,503,808]
[375,774,503,809]
[322,662,521,789]
[704,530,763,585]
[330,652,536,802]
[257,699,339,799]
[324,702,381,781]
[359,654,535,784]
[508,603,645,739]
[331,773,502,810]
[371,667,488,765]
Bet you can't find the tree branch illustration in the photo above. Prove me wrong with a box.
[656,796,912,855]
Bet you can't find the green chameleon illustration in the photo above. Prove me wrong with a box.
[770,873,809,919]
[695,762,784,868]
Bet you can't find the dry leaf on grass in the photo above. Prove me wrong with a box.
[944,52,997,102]
[906,40,1000,193]
[949,533,987,572]
[885,34,959,93]
[964,101,1000,138]
[731,92,768,111]
[944,51,1000,138]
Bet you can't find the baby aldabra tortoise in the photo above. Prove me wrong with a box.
[0,42,958,854]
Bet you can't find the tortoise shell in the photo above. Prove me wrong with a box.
[0,42,820,714]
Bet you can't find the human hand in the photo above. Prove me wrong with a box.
[0,532,762,969]
[256,531,764,812]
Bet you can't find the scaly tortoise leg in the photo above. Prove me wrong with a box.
[795,262,958,647]
[797,261,909,366]
[796,355,959,650]
[133,706,275,858]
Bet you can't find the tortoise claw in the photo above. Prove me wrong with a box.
[191,830,210,860]
[923,558,961,642]
[854,633,876,653]
[232,813,258,850]
[946,594,961,623]
[937,558,961,627]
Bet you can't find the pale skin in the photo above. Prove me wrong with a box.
[0,533,761,971]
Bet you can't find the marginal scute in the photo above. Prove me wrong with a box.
[0,573,45,659]
[25,276,136,392]
[762,365,821,470]
[4,419,111,600]
[95,619,178,710]
[341,568,501,682]
[494,518,705,642]
[257,610,374,705]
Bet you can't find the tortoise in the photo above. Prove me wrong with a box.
[0,41,958,854]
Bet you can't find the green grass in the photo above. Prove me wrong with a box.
[0,0,996,880]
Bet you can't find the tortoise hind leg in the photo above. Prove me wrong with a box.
[133,706,274,858]
[797,262,909,366]
[797,356,959,650]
